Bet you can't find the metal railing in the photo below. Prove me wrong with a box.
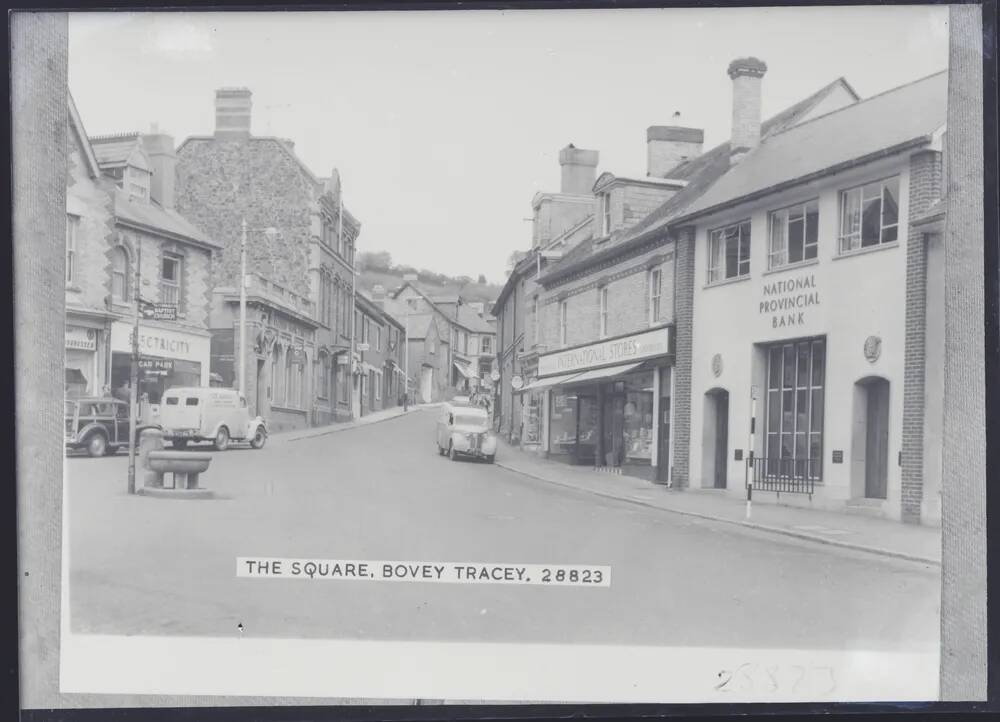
[747,456,819,497]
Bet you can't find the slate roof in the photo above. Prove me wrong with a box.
[113,186,220,249]
[401,312,438,340]
[91,133,146,168]
[535,77,862,286]
[454,304,496,334]
[675,70,947,222]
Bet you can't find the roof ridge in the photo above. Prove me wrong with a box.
[766,69,947,138]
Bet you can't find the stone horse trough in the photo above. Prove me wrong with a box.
[137,429,215,499]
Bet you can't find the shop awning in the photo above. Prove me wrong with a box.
[520,371,583,391]
[453,361,477,380]
[563,361,643,385]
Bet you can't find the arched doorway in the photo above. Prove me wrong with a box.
[853,376,890,499]
[702,388,730,488]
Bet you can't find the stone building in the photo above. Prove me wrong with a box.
[75,124,220,426]
[175,87,362,430]
[65,92,116,398]
[353,291,406,416]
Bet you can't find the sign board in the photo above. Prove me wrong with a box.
[139,357,174,372]
[490,369,500,382]
[832,450,844,464]
[142,303,178,321]
[289,347,306,366]
[538,326,671,377]
[66,326,97,351]
[511,375,523,390]
[751,385,759,400]
[336,354,349,365]
[356,342,370,352]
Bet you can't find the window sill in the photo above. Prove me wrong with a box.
[832,241,900,261]
[269,404,307,415]
[704,274,752,290]
[763,257,820,277]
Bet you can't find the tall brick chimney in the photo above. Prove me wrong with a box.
[647,125,704,177]
[215,87,252,139]
[141,130,177,209]
[558,144,599,195]
[727,57,767,165]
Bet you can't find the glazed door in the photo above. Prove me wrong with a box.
[865,380,890,499]
[601,394,625,467]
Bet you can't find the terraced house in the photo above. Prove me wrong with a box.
[66,93,219,426]
[175,87,362,431]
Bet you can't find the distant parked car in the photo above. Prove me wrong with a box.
[64,397,156,457]
[158,387,267,451]
[435,404,497,462]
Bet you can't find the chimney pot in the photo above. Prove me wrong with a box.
[728,57,767,164]
[558,144,599,195]
[215,87,253,139]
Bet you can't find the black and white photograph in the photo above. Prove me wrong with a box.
[10,2,990,710]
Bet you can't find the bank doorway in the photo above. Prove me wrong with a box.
[702,389,729,488]
[859,377,890,499]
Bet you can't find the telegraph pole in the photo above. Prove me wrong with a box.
[127,242,142,495]
[238,217,248,397]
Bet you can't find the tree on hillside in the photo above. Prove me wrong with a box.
[357,250,392,272]
[477,274,487,284]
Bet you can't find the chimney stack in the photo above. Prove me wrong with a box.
[646,125,704,177]
[215,87,253,139]
[141,131,177,209]
[558,144,600,195]
[727,57,767,165]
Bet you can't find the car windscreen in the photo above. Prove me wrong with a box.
[453,413,488,427]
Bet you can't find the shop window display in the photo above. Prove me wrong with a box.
[623,371,655,463]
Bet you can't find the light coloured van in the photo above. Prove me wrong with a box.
[159,387,267,451]
[435,403,496,462]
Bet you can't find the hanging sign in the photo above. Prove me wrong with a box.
[66,326,97,351]
[289,347,306,366]
[511,375,523,390]
[141,303,178,321]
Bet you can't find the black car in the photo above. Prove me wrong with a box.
[64,398,155,457]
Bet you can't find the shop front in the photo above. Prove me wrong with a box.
[65,323,104,398]
[529,326,674,482]
[109,321,211,424]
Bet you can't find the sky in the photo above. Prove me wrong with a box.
[68,6,949,283]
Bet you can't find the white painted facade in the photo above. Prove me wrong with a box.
[688,153,914,519]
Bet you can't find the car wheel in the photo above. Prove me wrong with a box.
[214,426,230,451]
[86,433,108,458]
[448,442,458,461]
[173,439,188,450]
[486,455,495,464]
[250,428,267,449]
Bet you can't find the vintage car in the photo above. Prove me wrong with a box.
[435,404,497,462]
[65,397,156,457]
[158,387,267,451]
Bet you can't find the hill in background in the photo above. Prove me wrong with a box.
[356,251,504,311]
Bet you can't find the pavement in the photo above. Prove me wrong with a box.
[493,441,942,566]
[66,406,939,652]
[271,403,437,443]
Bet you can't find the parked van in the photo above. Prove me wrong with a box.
[158,387,267,451]
[435,403,497,462]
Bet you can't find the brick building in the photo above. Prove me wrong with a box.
[70,122,220,426]
[175,88,362,430]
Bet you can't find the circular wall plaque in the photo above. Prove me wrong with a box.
[864,336,882,363]
[511,375,524,390]
[711,353,723,377]
[490,369,501,382]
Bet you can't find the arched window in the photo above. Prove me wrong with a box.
[269,344,281,403]
[111,247,130,302]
